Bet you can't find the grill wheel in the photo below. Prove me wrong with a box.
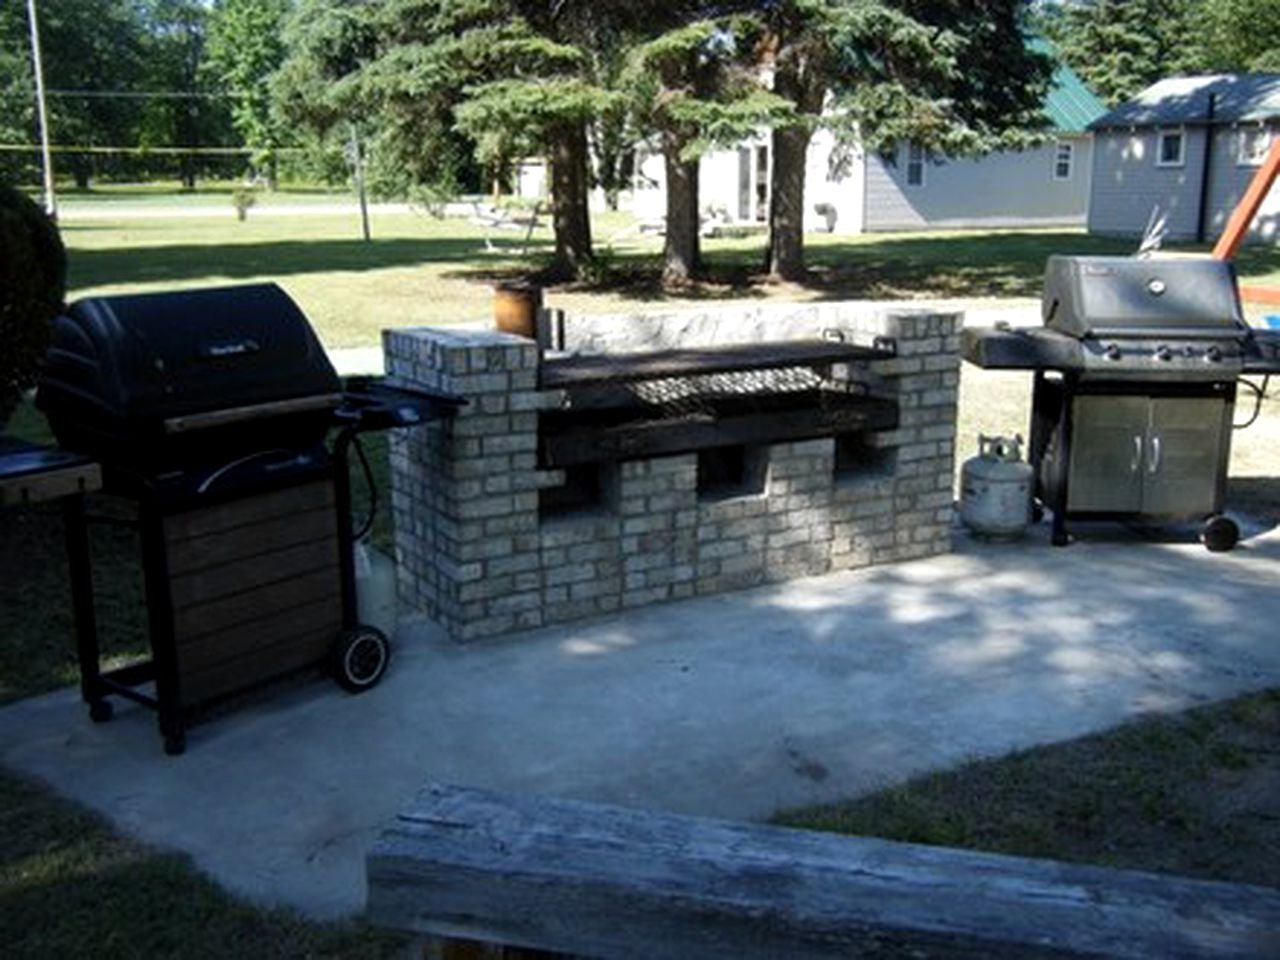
[1201,515,1240,553]
[331,626,391,693]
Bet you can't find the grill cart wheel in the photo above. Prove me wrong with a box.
[88,700,113,723]
[331,626,390,693]
[1202,515,1240,553]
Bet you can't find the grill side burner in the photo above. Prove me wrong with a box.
[962,255,1280,549]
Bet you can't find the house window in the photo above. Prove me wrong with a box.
[1237,126,1273,166]
[1053,140,1074,180]
[905,142,925,187]
[1156,129,1185,167]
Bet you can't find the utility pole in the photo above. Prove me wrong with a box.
[349,125,371,242]
[26,0,56,220]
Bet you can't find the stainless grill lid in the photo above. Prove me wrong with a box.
[1042,256,1246,339]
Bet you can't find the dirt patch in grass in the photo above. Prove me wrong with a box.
[775,688,1280,890]
[0,771,408,960]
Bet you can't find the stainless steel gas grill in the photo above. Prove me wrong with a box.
[963,255,1280,550]
[36,284,463,754]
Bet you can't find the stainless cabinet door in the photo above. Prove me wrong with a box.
[1143,397,1229,516]
[1067,395,1146,511]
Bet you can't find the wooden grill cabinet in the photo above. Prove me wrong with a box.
[36,285,462,754]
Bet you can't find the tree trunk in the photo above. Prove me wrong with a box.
[767,50,825,281]
[548,122,593,281]
[662,132,700,286]
[767,122,812,281]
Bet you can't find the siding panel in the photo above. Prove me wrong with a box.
[1205,123,1280,242]
[864,139,1093,231]
[1088,128,1208,239]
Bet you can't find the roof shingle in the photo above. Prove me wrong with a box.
[1090,74,1280,129]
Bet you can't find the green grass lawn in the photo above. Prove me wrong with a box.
[5,199,1280,955]
[0,772,408,960]
[775,688,1280,890]
[55,195,1280,350]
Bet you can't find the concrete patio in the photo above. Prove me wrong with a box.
[2,522,1280,920]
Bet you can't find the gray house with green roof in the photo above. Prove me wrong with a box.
[1088,74,1280,243]
[629,56,1106,233]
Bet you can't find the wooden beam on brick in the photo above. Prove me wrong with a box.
[368,783,1280,960]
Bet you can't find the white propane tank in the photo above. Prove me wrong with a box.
[354,541,398,638]
[960,435,1034,538]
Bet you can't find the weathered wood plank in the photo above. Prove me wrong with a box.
[163,479,334,542]
[175,595,341,671]
[540,339,893,388]
[367,782,1280,960]
[169,538,341,608]
[172,564,339,639]
[179,624,336,703]
[540,397,897,467]
[165,504,337,575]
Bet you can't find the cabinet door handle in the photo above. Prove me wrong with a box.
[1132,435,1142,472]
[1149,435,1162,474]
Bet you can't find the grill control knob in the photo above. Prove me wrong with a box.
[1104,343,1122,360]
[1155,345,1173,362]
[1206,345,1223,363]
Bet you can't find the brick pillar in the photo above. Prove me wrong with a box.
[383,328,563,641]
[829,309,960,569]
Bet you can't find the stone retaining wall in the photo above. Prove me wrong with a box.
[385,304,959,641]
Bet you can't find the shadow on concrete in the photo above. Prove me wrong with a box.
[2,522,1279,919]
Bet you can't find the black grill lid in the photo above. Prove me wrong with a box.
[37,283,341,468]
[1042,256,1246,339]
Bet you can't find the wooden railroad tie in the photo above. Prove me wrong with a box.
[367,782,1280,959]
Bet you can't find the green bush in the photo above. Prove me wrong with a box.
[0,186,66,427]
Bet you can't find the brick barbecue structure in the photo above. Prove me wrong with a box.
[386,303,959,641]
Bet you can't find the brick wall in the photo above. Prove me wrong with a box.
[385,306,959,641]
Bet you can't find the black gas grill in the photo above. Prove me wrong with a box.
[963,256,1280,549]
[36,284,462,754]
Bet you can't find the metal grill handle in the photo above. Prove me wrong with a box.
[1149,436,1162,474]
[1131,436,1142,473]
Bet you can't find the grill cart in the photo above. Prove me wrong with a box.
[963,256,1280,549]
[36,284,463,754]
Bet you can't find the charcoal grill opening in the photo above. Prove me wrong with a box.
[697,445,767,501]
[834,432,897,484]
[540,462,616,520]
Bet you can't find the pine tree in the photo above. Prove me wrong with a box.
[759,0,1052,281]
[275,0,649,280]
[207,0,292,187]
[1042,0,1200,106]
[1195,0,1280,72]
[625,18,791,285]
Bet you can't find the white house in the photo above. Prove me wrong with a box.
[629,59,1105,234]
[1087,74,1280,243]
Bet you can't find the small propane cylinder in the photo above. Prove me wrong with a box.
[354,541,398,638]
[960,435,1034,538]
